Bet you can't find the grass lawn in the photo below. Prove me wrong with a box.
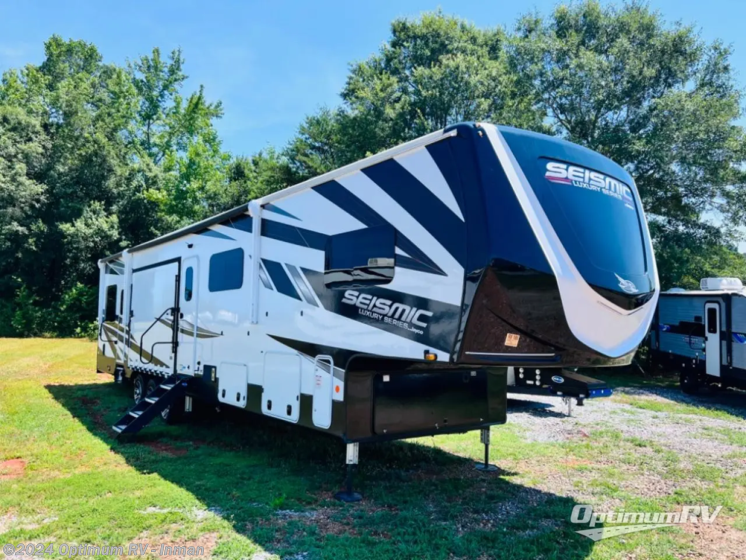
[1,339,745,559]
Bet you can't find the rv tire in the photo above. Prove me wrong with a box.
[680,369,700,395]
[133,374,146,403]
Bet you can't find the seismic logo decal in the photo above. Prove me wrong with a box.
[545,161,635,209]
[342,290,433,335]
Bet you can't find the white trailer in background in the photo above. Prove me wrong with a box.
[651,278,746,394]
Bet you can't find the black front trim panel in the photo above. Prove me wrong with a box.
[457,261,635,367]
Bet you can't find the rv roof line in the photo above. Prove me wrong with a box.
[99,250,125,264]
[254,128,457,206]
[101,127,458,261]
[102,202,251,260]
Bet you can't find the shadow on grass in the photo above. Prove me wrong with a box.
[47,381,598,559]
[506,397,571,419]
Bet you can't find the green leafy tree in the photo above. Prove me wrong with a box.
[204,149,294,214]
[0,36,229,336]
[287,11,546,180]
[129,48,227,224]
[0,106,47,298]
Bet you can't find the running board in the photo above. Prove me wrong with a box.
[510,368,612,402]
[112,375,190,437]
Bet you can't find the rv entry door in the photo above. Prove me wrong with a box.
[178,256,199,375]
[130,259,180,376]
[705,303,721,377]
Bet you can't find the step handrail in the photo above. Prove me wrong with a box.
[139,307,175,364]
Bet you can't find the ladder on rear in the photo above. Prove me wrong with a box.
[112,375,190,437]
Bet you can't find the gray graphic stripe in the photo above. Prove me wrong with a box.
[259,262,273,290]
[286,264,319,307]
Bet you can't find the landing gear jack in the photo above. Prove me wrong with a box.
[474,428,498,472]
[334,443,362,503]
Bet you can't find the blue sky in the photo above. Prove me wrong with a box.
[0,0,744,156]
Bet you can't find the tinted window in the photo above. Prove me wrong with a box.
[539,157,645,275]
[209,249,244,292]
[105,285,117,322]
[324,226,395,289]
[707,307,718,334]
[184,267,194,301]
[119,289,124,315]
[500,127,654,296]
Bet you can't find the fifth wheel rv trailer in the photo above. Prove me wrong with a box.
[650,277,746,394]
[97,122,659,499]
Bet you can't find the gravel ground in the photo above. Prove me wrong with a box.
[504,383,746,513]
[507,387,746,472]
[503,385,746,558]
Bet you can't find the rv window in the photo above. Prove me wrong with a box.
[105,285,117,322]
[119,289,124,315]
[184,267,194,301]
[707,307,718,334]
[209,249,244,292]
[324,225,395,289]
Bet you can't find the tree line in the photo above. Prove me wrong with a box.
[1,1,745,337]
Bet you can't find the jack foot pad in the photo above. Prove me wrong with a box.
[334,490,362,502]
[474,462,498,472]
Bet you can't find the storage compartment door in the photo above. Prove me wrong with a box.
[217,362,248,407]
[262,352,301,422]
[372,370,506,436]
[312,355,334,429]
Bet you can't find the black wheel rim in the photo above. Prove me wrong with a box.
[134,378,143,402]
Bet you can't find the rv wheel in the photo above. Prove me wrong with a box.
[680,369,700,395]
[133,374,146,403]
[145,377,158,400]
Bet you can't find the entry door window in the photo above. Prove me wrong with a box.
[104,285,117,322]
[184,266,194,301]
[707,307,718,334]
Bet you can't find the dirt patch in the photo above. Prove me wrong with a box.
[143,442,188,457]
[681,519,746,559]
[0,459,26,480]
[251,505,364,543]
[305,507,358,537]
[0,512,18,534]
[78,396,108,431]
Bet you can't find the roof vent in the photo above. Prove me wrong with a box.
[700,277,743,291]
